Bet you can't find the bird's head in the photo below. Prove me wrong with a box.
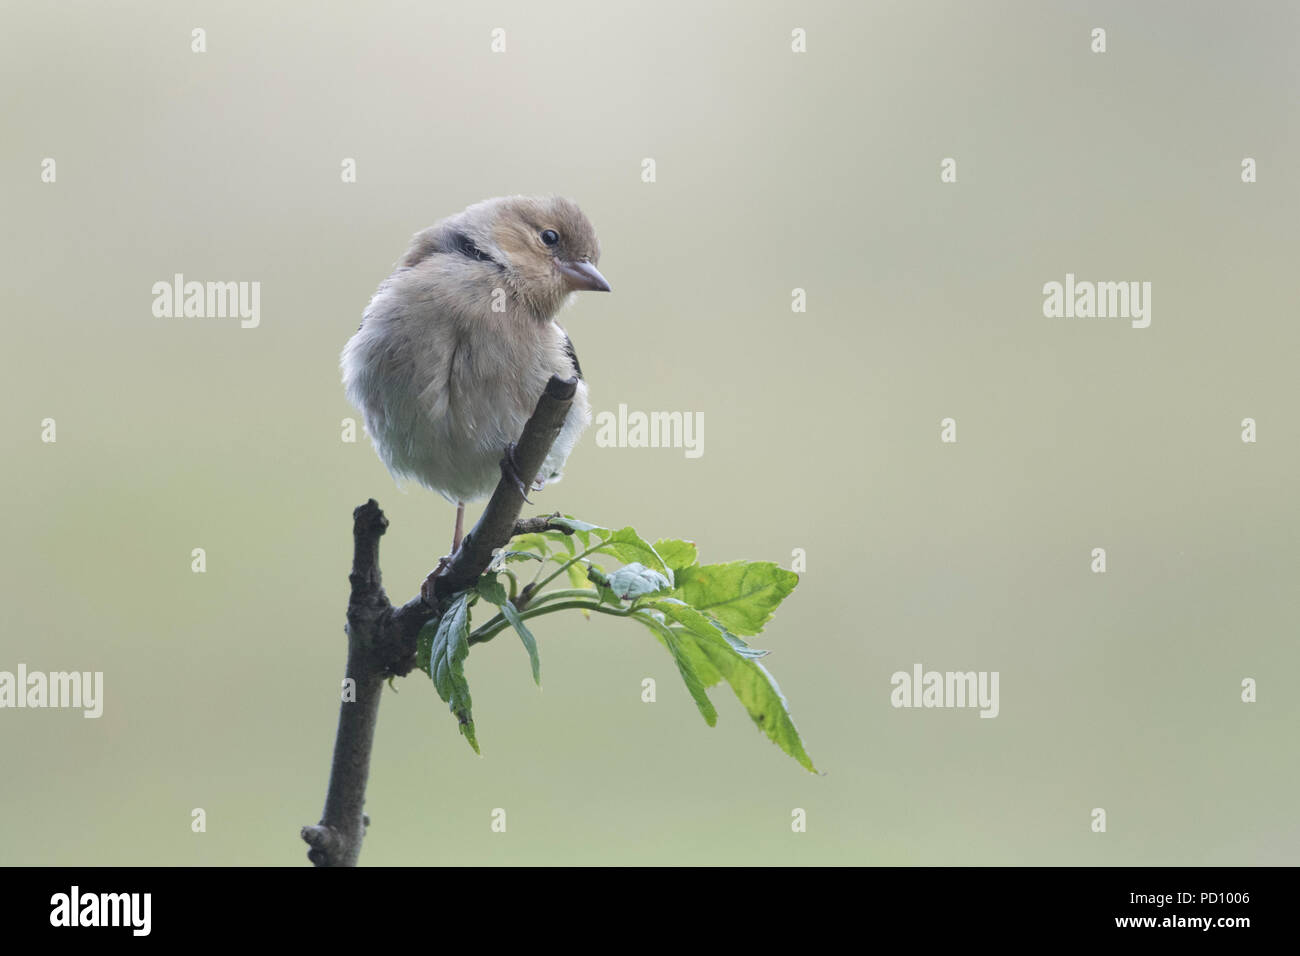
[450,195,610,318]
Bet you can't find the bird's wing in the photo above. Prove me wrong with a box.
[401,224,502,269]
[448,229,499,264]
[560,328,583,380]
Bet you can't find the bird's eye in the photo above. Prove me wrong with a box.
[540,229,559,246]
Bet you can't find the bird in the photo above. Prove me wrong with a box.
[341,195,610,583]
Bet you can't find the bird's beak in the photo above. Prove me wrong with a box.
[556,259,612,292]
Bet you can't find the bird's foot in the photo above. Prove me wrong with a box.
[420,555,452,604]
[500,442,534,503]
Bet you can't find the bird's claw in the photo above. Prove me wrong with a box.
[420,555,452,604]
[500,442,533,503]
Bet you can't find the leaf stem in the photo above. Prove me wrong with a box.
[501,568,519,602]
[468,599,632,645]
[528,542,604,594]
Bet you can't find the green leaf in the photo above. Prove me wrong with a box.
[646,602,761,694]
[671,562,798,636]
[565,560,592,589]
[500,600,541,687]
[654,538,698,573]
[509,533,551,557]
[647,599,768,660]
[642,599,816,773]
[552,515,606,549]
[595,527,668,575]
[476,573,508,606]
[500,549,545,565]
[668,637,717,727]
[541,530,577,556]
[705,646,814,772]
[633,612,716,726]
[553,516,603,533]
[421,592,479,754]
[565,561,595,617]
[586,565,622,606]
[607,563,672,600]
[415,619,435,675]
[660,623,723,688]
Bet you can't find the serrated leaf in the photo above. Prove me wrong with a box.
[639,600,743,686]
[501,549,545,565]
[671,561,798,636]
[552,515,606,549]
[660,624,723,688]
[565,560,592,589]
[509,533,551,557]
[642,599,816,773]
[654,538,698,573]
[565,561,594,617]
[595,527,668,575]
[704,644,814,772]
[668,638,717,726]
[476,573,508,606]
[633,612,716,726]
[607,563,672,600]
[500,600,541,686]
[541,530,577,556]
[415,619,435,676]
[648,598,769,660]
[422,592,479,753]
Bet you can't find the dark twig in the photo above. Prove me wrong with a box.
[511,514,574,536]
[302,376,577,866]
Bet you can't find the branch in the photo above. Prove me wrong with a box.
[301,500,389,867]
[510,514,576,536]
[302,376,577,866]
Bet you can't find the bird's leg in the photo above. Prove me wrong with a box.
[420,503,468,604]
[499,442,533,503]
[420,561,448,604]
[452,501,465,553]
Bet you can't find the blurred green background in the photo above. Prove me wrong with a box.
[2,0,1297,865]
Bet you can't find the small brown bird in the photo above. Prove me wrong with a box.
[341,195,610,568]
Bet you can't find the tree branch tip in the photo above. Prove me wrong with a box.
[544,374,578,400]
[352,499,389,535]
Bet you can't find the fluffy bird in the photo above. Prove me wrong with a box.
[341,195,610,564]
